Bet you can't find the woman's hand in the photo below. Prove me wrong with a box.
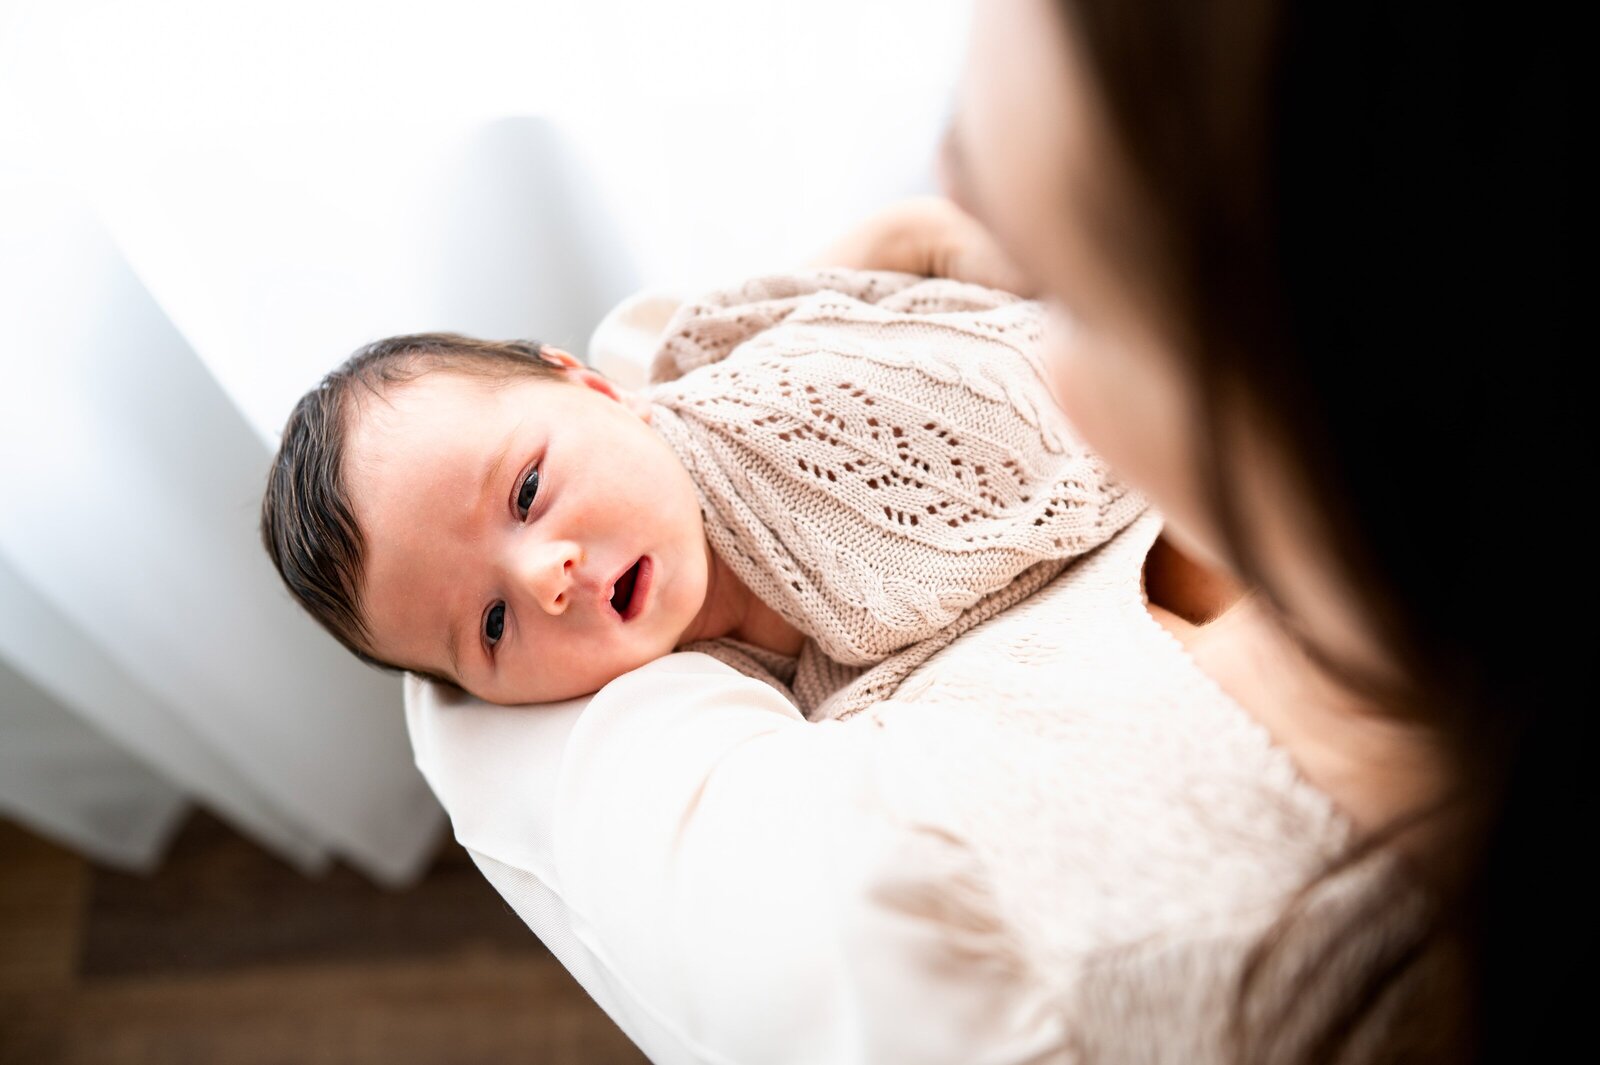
[808,196,1040,297]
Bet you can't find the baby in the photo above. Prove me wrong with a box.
[261,268,1145,721]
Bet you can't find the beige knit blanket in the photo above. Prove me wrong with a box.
[645,268,1146,721]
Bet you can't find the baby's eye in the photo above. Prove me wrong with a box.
[516,467,540,519]
[484,602,506,646]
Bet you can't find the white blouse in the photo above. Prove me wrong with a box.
[407,509,1416,1064]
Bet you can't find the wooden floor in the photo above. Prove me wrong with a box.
[0,814,647,1065]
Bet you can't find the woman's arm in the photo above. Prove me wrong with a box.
[808,196,1040,297]
[548,654,1061,1064]
[414,651,1057,1063]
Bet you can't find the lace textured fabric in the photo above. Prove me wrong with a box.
[646,268,1147,721]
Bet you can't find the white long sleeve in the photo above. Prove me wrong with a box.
[552,654,1063,1065]
[409,652,1062,1065]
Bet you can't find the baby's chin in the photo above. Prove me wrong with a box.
[473,646,675,706]
[471,676,608,707]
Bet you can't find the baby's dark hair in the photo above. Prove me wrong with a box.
[259,333,567,677]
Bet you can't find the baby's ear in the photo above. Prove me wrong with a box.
[538,346,584,371]
[617,387,653,423]
[562,359,652,424]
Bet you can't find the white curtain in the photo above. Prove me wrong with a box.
[0,0,966,884]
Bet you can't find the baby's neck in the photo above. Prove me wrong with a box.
[679,541,806,656]
[731,592,807,656]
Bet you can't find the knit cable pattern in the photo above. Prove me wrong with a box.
[646,268,1147,721]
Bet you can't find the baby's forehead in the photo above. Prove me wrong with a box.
[341,374,478,495]
[357,367,493,422]
[344,370,498,457]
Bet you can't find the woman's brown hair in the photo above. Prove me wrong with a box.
[1052,2,1579,1061]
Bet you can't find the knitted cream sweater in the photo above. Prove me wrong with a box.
[645,268,1146,721]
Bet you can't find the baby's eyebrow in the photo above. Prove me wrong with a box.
[480,415,535,511]
[480,434,517,504]
[444,611,466,684]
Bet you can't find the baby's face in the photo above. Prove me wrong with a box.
[343,365,713,704]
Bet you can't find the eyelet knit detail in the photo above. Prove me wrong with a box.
[646,268,1147,721]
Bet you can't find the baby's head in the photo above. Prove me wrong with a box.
[261,333,719,704]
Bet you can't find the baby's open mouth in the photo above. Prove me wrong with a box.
[610,557,645,618]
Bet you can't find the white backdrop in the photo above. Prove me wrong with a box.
[0,0,969,882]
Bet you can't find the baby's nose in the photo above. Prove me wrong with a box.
[522,540,583,616]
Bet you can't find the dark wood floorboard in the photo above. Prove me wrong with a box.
[0,814,648,1065]
[79,812,544,978]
